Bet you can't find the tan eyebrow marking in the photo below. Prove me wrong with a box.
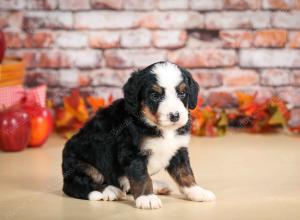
[178,82,186,92]
[152,84,163,94]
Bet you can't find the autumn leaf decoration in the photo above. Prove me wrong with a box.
[54,89,113,138]
[191,97,229,137]
[53,90,298,139]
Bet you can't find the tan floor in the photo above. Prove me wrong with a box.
[0,133,300,220]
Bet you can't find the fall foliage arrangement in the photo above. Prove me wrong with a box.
[54,89,300,139]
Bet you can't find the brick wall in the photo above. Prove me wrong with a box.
[1,0,300,126]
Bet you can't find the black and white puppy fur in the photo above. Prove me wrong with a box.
[62,61,215,209]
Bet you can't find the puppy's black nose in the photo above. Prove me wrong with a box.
[169,112,180,122]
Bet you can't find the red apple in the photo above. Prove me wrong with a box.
[22,103,53,147]
[0,30,6,63]
[0,106,31,152]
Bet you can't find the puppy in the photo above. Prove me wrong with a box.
[62,61,215,209]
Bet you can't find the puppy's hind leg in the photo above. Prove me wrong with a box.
[63,158,107,201]
[153,180,172,195]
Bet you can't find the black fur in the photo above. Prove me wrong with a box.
[62,62,199,201]
[180,67,199,109]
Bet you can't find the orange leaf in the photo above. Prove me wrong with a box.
[55,107,74,128]
[87,96,105,113]
[108,94,114,105]
[236,91,256,108]
[64,89,89,123]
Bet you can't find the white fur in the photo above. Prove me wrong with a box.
[143,130,190,175]
[152,62,189,128]
[180,185,216,202]
[102,185,125,201]
[119,176,130,193]
[88,191,103,201]
[135,194,162,209]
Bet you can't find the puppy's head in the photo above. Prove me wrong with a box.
[123,62,199,128]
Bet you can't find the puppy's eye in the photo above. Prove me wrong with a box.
[178,91,186,99]
[150,92,161,102]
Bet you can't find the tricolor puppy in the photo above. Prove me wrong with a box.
[62,61,215,209]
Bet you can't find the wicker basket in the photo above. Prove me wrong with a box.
[0,58,25,87]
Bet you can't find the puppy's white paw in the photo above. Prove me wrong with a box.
[102,185,125,201]
[181,185,216,202]
[119,176,130,193]
[153,180,172,195]
[135,194,162,209]
[88,191,103,201]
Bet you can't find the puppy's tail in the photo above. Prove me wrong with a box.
[62,157,105,200]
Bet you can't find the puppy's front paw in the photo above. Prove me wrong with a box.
[181,185,215,202]
[102,185,125,201]
[135,194,162,209]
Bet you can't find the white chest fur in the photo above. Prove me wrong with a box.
[142,130,190,176]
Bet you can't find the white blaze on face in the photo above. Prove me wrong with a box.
[152,62,189,128]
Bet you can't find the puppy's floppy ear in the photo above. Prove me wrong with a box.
[180,68,199,109]
[123,71,144,116]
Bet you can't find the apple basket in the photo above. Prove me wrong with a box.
[0,58,25,87]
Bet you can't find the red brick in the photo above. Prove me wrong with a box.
[23,12,73,31]
[222,68,259,87]
[190,70,223,88]
[206,11,270,29]
[59,0,90,10]
[121,29,152,48]
[186,31,223,48]
[26,70,59,87]
[168,49,237,68]
[91,0,123,9]
[58,70,79,88]
[153,30,187,49]
[39,50,102,69]
[289,108,300,127]
[220,30,253,48]
[93,87,123,100]
[224,0,261,9]
[289,32,300,48]
[273,12,300,29]
[139,11,204,29]
[66,50,102,69]
[89,32,120,49]
[6,49,38,68]
[104,49,166,68]
[78,74,92,87]
[56,32,88,48]
[0,12,7,28]
[260,69,290,86]
[240,49,300,68]
[276,87,300,107]
[83,69,131,87]
[291,71,300,86]
[158,0,188,9]
[254,29,287,48]
[27,0,58,10]
[4,32,23,48]
[0,0,25,9]
[39,51,71,68]
[24,32,53,48]
[1,11,24,29]
[263,0,300,9]
[75,12,139,29]
[190,0,223,10]
[124,0,157,10]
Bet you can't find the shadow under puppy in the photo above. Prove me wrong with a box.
[62,61,215,209]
